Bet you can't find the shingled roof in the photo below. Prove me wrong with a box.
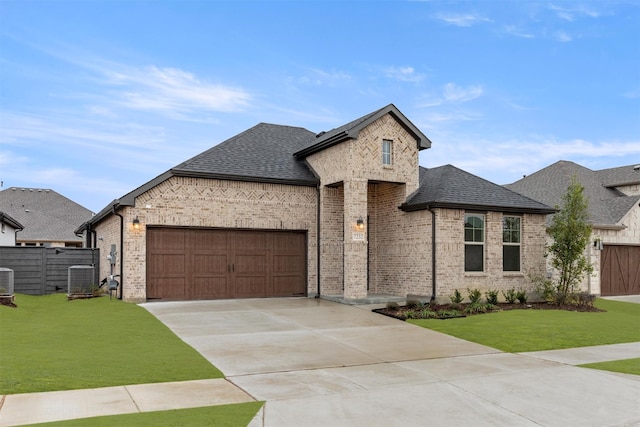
[505,160,640,227]
[0,187,93,242]
[401,165,555,214]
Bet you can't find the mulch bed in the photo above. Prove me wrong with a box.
[374,301,604,321]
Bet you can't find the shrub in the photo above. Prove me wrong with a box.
[449,289,463,305]
[467,288,482,304]
[406,299,422,309]
[465,302,488,314]
[405,310,417,319]
[530,274,556,303]
[485,290,499,305]
[576,292,596,307]
[516,289,528,304]
[420,307,438,319]
[502,288,517,304]
[386,301,399,311]
[438,309,462,318]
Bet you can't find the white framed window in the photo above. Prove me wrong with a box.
[382,139,392,165]
[503,216,521,271]
[464,213,484,272]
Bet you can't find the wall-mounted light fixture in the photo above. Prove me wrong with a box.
[133,216,141,230]
[356,216,365,231]
[593,237,603,251]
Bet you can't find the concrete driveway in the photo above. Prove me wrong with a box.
[142,298,640,427]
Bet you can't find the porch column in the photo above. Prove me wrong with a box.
[343,179,368,299]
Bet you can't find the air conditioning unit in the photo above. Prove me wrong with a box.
[68,265,95,296]
[0,268,14,296]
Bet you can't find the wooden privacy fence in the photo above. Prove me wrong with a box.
[0,247,100,295]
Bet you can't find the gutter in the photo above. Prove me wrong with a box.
[315,183,321,298]
[426,206,437,302]
[112,205,124,300]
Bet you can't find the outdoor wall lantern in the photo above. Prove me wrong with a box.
[132,216,141,230]
[593,237,603,251]
[356,216,365,231]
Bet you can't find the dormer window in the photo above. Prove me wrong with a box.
[382,139,392,165]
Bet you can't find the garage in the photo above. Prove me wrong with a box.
[600,245,640,296]
[146,227,307,300]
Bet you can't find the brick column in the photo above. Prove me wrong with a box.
[343,179,368,299]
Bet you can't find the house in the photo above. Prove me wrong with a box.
[506,161,640,296]
[80,104,554,303]
[0,188,94,248]
[0,212,23,246]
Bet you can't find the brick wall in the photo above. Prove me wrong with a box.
[95,176,318,302]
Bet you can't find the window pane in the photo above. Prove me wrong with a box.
[465,245,483,272]
[464,214,484,243]
[382,140,392,165]
[503,245,520,271]
[503,217,521,243]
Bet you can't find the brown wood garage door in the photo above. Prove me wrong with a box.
[146,228,307,300]
[600,245,640,296]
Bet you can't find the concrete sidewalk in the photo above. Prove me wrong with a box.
[1,298,639,426]
[0,379,255,427]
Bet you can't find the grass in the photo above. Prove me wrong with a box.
[579,358,640,376]
[22,402,264,427]
[0,293,223,394]
[409,298,640,353]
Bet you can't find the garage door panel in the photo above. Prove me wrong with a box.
[601,245,640,296]
[235,277,267,298]
[151,278,186,299]
[273,276,305,296]
[193,231,227,251]
[150,254,185,275]
[273,254,304,273]
[235,255,267,274]
[193,254,228,274]
[192,277,231,298]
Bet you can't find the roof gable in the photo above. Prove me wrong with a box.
[294,104,431,158]
[506,160,640,226]
[402,165,555,214]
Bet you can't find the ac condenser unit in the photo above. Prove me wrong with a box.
[0,268,14,296]
[68,265,95,295]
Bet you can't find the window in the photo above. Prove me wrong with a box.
[464,213,484,272]
[382,139,392,165]
[503,216,521,271]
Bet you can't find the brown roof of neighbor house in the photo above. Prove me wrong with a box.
[0,187,94,242]
[505,160,640,227]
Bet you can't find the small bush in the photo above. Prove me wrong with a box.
[485,290,499,305]
[406,299,422,309]
[530,273,556,303]
[449,289,463,304]
[420,307,438,319]
[467,288,482,304]
[576,292,596,307]
[465,302,488,314]
[516,289,528,304]
[438,309,462,318]
[405,310,417,319]
[502,288,517,304]
[386,301,399,311]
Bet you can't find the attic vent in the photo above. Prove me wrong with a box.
[316,131,326,138]
[68,265,95,296]
[0,268,14,296]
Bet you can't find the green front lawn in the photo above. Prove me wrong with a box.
[0,294,223,394]
[579,358,640,376]
[409,298,640,353]
[22,402,264,427]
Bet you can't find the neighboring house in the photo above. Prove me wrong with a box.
[0,212,24,246]
[507,161,640,296]
[80,104,554,303]
[0,188,94,248]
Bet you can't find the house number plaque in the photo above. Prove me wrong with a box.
[352,232,365,241]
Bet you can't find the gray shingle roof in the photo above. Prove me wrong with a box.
[0,211,23,230]
[596,164,640,188]
[401,165,555,214]
[173,123,319,185]
[0,188,94,242]
[505,160,640,226]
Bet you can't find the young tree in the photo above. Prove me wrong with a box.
[547,177,593,300]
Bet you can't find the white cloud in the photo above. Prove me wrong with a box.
[442,83,484,103]
[554,31,573,42]
[293,68,352,87]
[104,66,251,113]
[384,66,425,83]
[504,25,535,39]
[434,12,491,27]
[548,4,600,21]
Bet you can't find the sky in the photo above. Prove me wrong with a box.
[1,1,639,213]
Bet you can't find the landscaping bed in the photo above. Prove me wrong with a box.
[374,300,603,320]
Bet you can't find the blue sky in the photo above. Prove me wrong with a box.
[1,1,639,212]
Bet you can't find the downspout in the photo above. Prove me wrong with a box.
[315,183,321,298]
[113,206,124,300]
[427,206,437,303]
